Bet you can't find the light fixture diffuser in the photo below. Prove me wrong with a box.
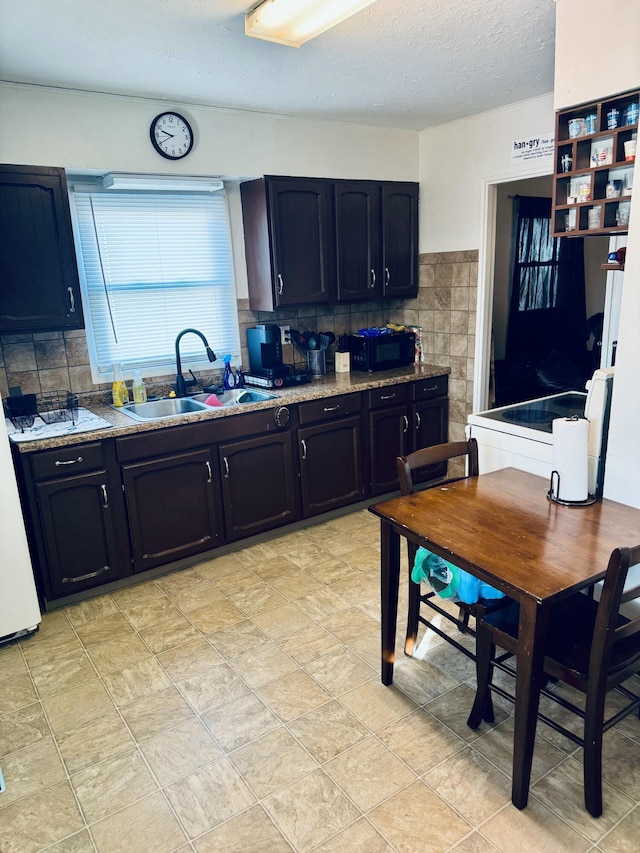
[245,0,378,48]
[102,174,224,193]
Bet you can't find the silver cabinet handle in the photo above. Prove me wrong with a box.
[68,287,76,313]
[277,274,284,295]
[385,267,390,286]
[403,415,409,433]
[54,456,83,467]
[274,406,290,428]
[223,457,230,478]
[62,565,109,584]
[101,484,109,509]
[205,461,212,484]
[380,394,395,401]
[323,405,340,413]
[301,439,307,460]
[370,268,376,289]
[415,412,421,429]
[424,385,438,392]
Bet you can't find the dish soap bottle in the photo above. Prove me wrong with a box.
[222,354,237,390]
[132,371,147,404]
[111,363,129,407]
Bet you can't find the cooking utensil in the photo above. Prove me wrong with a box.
[306,334,318,350]
[318,332,335,350]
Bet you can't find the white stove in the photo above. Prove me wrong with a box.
[6,408,113,444]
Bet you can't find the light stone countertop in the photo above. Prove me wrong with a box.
[12,364,450,453]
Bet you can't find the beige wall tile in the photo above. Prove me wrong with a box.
[4,342,37,372]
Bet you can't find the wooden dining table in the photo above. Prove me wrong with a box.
[369,467,640,810]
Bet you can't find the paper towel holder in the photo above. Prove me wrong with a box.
[547,470,597,507]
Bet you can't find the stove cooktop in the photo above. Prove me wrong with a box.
[476,391,587,433]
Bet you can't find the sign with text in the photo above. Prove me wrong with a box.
[511,133,554,163]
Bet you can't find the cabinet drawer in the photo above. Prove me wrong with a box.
[31,442,104,481]
[368,384,408,410]
[413,375,448,402]
[298,393,361,425]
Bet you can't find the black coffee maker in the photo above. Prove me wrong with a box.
[246,324,289,377]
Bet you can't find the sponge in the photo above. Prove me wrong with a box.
[204,394,223,407]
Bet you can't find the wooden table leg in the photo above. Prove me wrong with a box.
[380,520,400,686]
[511,598,549,809]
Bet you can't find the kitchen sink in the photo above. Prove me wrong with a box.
[115,397,210,422]
[190,389,279,406]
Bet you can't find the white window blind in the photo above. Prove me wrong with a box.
[69,186,240,381]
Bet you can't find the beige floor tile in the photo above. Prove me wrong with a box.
[74,611,135,646]
[196,552,245,583]
[137,613,202,654]
[602,729,640,801]
[231,640,299,688]
[141,718,222,785]
[599,805,640,853]
[209,566,263,596]
[425,746,512,824]
[304,647,376,696]
[234,541,280,568]
[392,657,461,705]
[65,595,119,626]
[378,708,465,775]
[201,693,280,752]
[369,779,471,853]
[305,557,357,586]
[263,768,361,853]
[103,656,172,706]
[165,578,227,614]
[253,603,315,642]
[279,624,344,666]
[30,647,96,699]
[426,682,509,742]
[267,569,324,601]
[256,670,332,722]
[0,642,28,678]
[71,746,157,823]
[155,565,209,595]
[111,577,168,611]
[206,619,270,660]
[177,662,249,713]
[426,635,478,681]
[472,717,567,786]
[0,672,37,714]
[44,829,96,853]
[120,685,195,742]
[42,678,114,734]
[282,541,329,569]
[296,588,352,621]
[347,632,382,669]
[287,699,370,763]
[0,737,66,808]
[56,709,135,774]
[330,573,379,606]
[531,755,635,843]
[339,680,418,732]
[157,636,224,680]
[0,780,85,853]
[32,608,74,639]
[91,791,186,853]
[187,599,245,633]
[119,595,183,631]
[312,818,395,852]
[324,735,416,810]
[249,554,302,582]
[21,631,84,670]
[320,606,380,645]
[226,581,289,617]
[165,757,256,839]
[194,804,293,851]
[481,797,591,853]
[86,633,152,677]
[450,832,501,853]
[230,727,317,798]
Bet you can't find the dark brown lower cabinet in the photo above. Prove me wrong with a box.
[122,449,224,572]
[219,431,298,541]
[36,469,128,599]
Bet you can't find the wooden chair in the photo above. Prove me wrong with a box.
[397,438,504,660]
[467,544,640,817]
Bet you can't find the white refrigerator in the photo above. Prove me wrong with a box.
[0,416,41,643]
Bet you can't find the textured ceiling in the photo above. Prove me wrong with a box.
[0,0,556,131]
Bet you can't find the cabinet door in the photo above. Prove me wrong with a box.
[381,183,419,299]
[267,178,332,307]
[334,181,381,302]
[36,469,127,599]
[122,449,223,572]
[298,416,364,517]
[368,404,410,496]
[410,396,449,484]
[219,432,298,541]
[0,165,84,333]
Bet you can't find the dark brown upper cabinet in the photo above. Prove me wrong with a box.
[0,165,84,333]
[381,182,419,298]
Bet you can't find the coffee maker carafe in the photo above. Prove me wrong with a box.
[246,325,289,377]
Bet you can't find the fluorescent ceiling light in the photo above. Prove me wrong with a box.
[102,174,224,192]
[245,0,378,48]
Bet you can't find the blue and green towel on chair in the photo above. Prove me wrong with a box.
[412,547,505,605]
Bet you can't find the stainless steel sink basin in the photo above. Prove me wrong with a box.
[115,397,210,422]
[191,389,279,407]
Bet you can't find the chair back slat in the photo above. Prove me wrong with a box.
[396,438,479,496]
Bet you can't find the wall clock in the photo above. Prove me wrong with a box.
[150,112,194,160]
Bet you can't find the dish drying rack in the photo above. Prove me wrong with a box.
[3,391,79,433]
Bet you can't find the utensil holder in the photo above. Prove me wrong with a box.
[334,351,350,373]
[307,350,326,378]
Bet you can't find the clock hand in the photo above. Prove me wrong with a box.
[158,130,174,140]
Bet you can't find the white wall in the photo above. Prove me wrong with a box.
[555,0,640,110]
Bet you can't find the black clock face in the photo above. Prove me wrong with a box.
[150,112,194,160]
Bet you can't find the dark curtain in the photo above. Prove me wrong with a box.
[505,195,587,391]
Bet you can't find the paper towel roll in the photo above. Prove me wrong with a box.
[551,417,589,502]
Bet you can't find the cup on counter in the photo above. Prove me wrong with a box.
[606,179,623,198]
[585,113,598,134]
[568,118,585,138]
[561,153,572,172]
[624,139,637,162]
[307,349,326,378]
[607,108,620,129]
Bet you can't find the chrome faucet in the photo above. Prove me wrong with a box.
[174,328,216,397]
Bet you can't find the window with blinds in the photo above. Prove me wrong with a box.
[69,182,240,382]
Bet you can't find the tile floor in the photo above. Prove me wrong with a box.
[1,509,639,852]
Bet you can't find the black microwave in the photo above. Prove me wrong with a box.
[347,331,416,372]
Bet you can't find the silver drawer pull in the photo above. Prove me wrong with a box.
[403,415,409,433]
[380,394,395,401]
[323,405,340,412]
[424,385,438,392]
[223,457,230,478]
[68,287,76,313]
[54,456,83,466]
[415,412,421,429]
[205,461,213,484]
[370,268,376,289]
[385,267,390,285]
[301,439,307,460]
[277,274,284,295]
[62,565,110,583]
[101,484,109,509]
